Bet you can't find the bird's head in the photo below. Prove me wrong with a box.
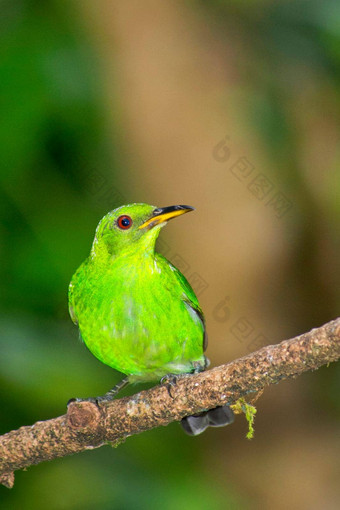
[91,203,194,258]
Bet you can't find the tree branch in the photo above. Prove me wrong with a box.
[1,317,339,488]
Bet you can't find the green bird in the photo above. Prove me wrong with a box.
[69,203,234,435]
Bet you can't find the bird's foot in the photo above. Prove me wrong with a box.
[160,359,208,398]
[67,377,130,407]
[160,373,193,398]
[67,396,102,407]
[67,394,121,407]
[160,374,177,398]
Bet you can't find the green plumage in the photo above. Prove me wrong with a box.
[69,203,206,382]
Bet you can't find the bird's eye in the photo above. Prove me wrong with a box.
[117,215,132,230]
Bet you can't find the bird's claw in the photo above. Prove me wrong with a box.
[160,374,178,398]
[160,373,193,398]
[67,396,102,407]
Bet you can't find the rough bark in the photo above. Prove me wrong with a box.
[1,317,339,488]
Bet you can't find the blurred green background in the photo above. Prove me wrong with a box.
[0,1,339,509]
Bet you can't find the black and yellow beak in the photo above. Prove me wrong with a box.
[139,205,195,230]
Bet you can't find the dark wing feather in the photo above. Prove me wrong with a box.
[160,256,207,352]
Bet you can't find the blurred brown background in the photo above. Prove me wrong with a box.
[1,1,339,509]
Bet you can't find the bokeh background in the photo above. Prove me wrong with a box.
[1,1,339,509]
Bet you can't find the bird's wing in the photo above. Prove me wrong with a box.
[157,254,208,351]
[183,297,208,351]
[68,289,78,325]
[68,257,92,326]
[68,270,80,326]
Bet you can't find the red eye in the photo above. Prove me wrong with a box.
[117,215,132,230]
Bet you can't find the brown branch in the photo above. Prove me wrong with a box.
[1,317,339,488]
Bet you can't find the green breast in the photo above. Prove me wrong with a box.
[69,252,205,379]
